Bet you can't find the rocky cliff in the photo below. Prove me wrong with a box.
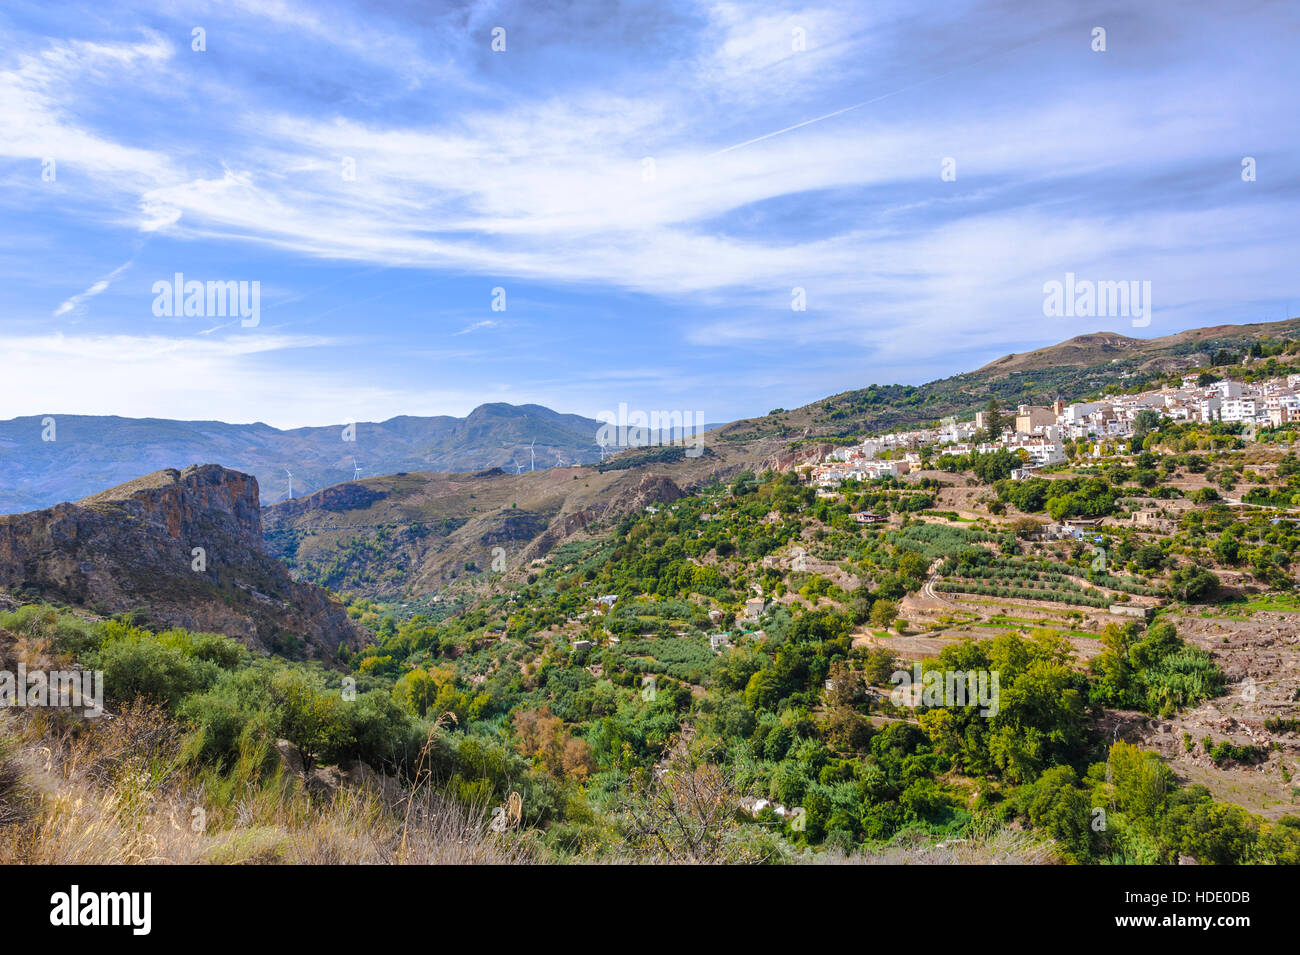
[0,464,366,659]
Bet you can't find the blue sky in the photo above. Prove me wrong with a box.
[1,0,1297,428]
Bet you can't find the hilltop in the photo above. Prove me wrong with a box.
[0,464,364,659]
[974,320,1300,377]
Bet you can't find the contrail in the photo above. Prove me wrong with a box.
[709,100,885,157]
[708,30,1057,157]
[52,259,135,317]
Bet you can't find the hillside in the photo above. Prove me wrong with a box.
[0,464,365,659]
[3,319,1300,867]
[262,318,1300,606]
[0,403,608,514]
[262,431,796,604]
[711,318,1300,445]
[972,319,1300,377]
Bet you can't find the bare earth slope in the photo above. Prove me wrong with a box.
[262,433,799,601]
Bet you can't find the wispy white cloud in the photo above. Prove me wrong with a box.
[52,260,133,316]
[1,0,1296,427]
[0,32,175,180]
[452,320,499,336]
[84,62,1275,333]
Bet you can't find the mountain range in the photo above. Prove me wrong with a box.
[4,317,1297,632]
[0,403,610,514]
[10,320,1287,518]
[261,319,1300,606]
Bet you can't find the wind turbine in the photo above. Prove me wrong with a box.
[529,439,536,472]
[352,457,363,480]
[512,458,525,474]
[284,468,294,501]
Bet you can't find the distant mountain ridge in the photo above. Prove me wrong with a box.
[0,403,607,514]
[5,314,1295,557]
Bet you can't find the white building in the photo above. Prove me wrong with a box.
[1220,397,1262,423]
[1063,401,1106,425]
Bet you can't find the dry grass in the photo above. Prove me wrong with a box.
[0,704,535,865]
[0,731,33,828]
[815,828,1062,865]
[0,699,1056,866]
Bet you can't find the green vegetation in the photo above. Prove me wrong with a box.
[5,457,1294,865]
[1089,620,1224,716]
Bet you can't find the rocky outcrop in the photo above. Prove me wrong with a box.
[0,465,366,660]
[479,508,551,547]
[76,463,264,550]
[512,476,685,567]
[269,481,388,517]
[520,506,599,564]
[610,475,685,514]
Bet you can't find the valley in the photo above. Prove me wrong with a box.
[3,320,1300,865]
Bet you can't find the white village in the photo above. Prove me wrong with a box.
[807,371,1300,487]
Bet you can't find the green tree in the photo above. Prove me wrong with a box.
[743,668,783,712]
[1169,566,1218,602]
[1133,409,1162,440]
[983,399,1007,440]
[271,671,345,774]
[869,599,898,629]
